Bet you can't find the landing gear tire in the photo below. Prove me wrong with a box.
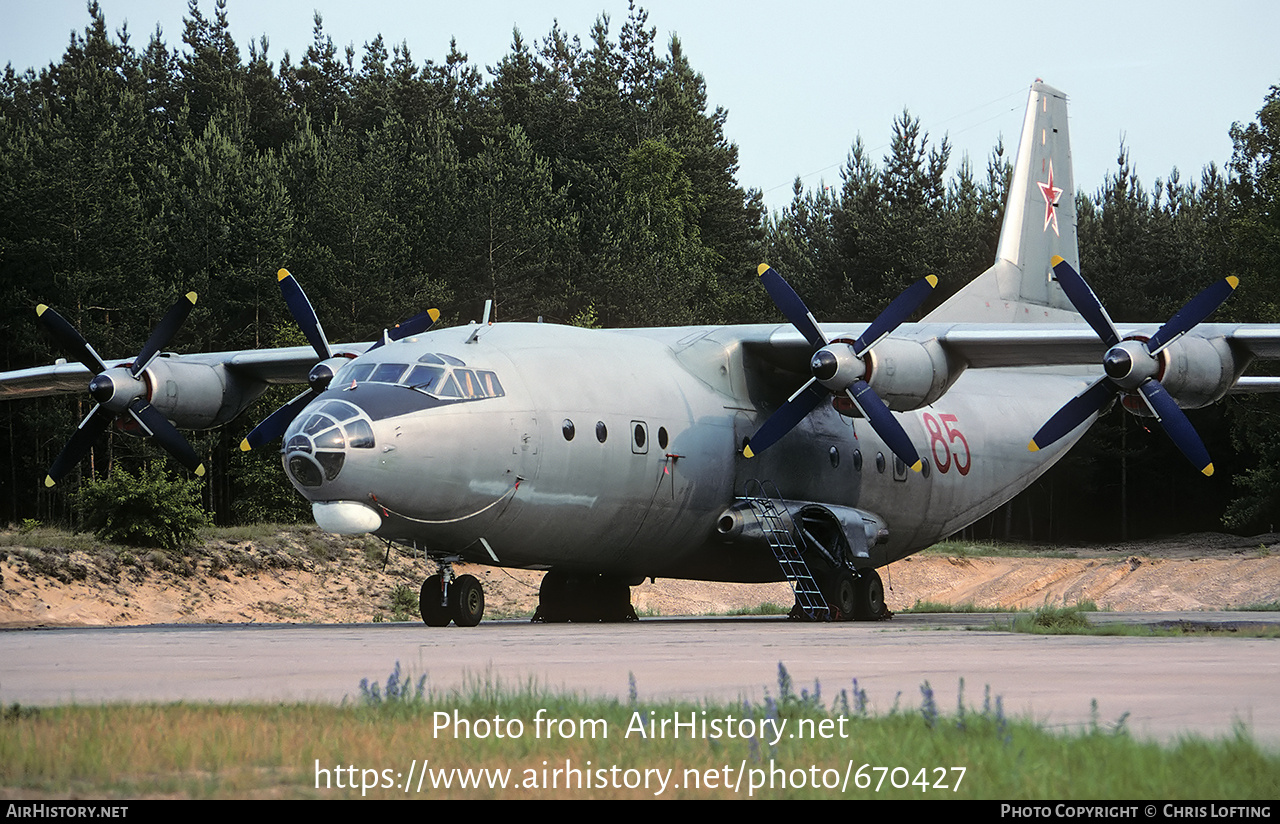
[853,569,886,620]
[533,570,571,622]
[533,570,637,622]
[420,574,451,626]
[451,574,485,627]
[832,569,857,619]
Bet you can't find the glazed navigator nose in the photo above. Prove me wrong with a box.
[281,398,376,489]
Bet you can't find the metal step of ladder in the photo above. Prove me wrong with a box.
[741,480,830,621]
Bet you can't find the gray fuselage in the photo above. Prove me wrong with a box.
[280,321,1087,583]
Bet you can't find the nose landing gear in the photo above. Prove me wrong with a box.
[419,563,485,627]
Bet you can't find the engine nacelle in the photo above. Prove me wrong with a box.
[863,337,962,411]
[141,358,268,429]
[1155,336,1245,409]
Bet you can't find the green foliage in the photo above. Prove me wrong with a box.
[389,584,419,622]
[73,464,211,552]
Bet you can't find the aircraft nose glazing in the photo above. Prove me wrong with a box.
[281,398,376,490]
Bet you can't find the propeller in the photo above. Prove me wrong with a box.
[1028,255,1238,476]
[36,293,205,487]
[240,269,441,451]
[745,264,937,471]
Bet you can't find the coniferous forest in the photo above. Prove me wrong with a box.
[2,1,1278,541]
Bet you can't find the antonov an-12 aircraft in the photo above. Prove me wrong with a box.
[6,80,1280,626]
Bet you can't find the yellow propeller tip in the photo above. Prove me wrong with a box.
[756,263,770,277]
[1226,276,1240,290]
[239,439,253,452]
[1051,255,1065,266]
[1202,463,1214,477]
[44,475,56,488]
[743,445,755,459]
[1028,440,1040,452]
[910,460,923,473]
[36,304,48,316]
[428,308,441,322]
[195,464,206,478]
[277,268,292,282]
[185,291,198,305]
[925,274,938,288]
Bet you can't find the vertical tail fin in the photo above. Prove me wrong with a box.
[926,80,1081,323]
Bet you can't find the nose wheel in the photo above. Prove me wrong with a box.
[418,564,486,627]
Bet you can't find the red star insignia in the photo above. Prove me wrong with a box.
[1038,160,1063,236]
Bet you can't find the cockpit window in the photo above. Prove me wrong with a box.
[399,364,504,400]
[333,352,504,402]
[370,362,409,383]
[434,373,462,398]
[476,370,503,397]
[336,362,375,385]
[405,364,445,392]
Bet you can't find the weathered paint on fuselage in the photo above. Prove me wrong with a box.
[284,321,1091,584]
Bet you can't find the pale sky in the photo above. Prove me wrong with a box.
[2,0,1277,212]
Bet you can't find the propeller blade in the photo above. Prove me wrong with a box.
[1028,376,1116,452]
[743,378,828,458]
[127,399,205,476]
[853,275,938,356]
[45,405,113,487]
[35,304,107,374]
[1136,380,1214,476]
[367,307,442,353]
[1146,276,1239,355]
[277,268,332,361]
[390,307,441,341]
[1051,256,1121,348]
[240,389,318,452]
[846,380,922,471]
[757,264,828,350]
[133,292,198,375]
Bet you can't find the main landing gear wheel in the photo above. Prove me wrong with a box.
[832,569,858,619]
[853,568,887,620]
[419,574,450,626]
[452,574,485,627]
[533,570,637,622]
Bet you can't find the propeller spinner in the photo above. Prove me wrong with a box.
[1028,256,1238,476]
[746,264,937,471]
[36,293,205,487]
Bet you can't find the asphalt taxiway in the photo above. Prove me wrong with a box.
[2,612,1277,745]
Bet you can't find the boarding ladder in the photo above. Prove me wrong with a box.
[741,480,830,621]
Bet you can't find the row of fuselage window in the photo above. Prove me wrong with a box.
[561,418,670,453]
[554,419,927,478]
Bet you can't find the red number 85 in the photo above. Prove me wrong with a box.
[922,412,970,475]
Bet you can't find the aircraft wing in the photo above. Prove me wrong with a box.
[0,345,347,400]
[935,323,1280,369]
[742,321,1280,385]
